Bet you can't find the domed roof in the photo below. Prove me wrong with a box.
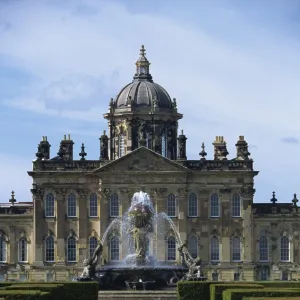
[114,45,173,110]
[115,80,173,109]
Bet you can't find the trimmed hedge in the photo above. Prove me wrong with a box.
[51,281,98,300]
[5,284,64,300]
[19,281,98,300]
[210,284,264,300]
[177,281,212,300]
[259,281,300,288]
[0,290,50,300]
[243,298,300,300]
[223,288,300,300]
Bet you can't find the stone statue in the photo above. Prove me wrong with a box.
[130,228,146,258]
[178,243,206,281]
[76,240,103,281]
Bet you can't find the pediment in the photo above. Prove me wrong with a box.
[94,147,190,173]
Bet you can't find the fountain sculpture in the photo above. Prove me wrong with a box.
[75,191,205,289]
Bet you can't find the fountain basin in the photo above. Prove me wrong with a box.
[94,266,188,290]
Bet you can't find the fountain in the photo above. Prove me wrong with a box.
[75,191,204,289]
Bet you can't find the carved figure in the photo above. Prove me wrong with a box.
[178,243,206,281]
[76,240,103,281]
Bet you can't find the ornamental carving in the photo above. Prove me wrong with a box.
[76,189,88,198]
[31,187,45,198]
[159,188,168,196]
[55,188,67,196]
[128,153,160,171]
[177,188,187,197]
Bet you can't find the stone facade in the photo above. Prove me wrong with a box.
[0,46,299,282]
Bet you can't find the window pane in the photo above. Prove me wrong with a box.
[232,237,241,261]
[118,135,125,157]
[110,194,119,217]
[89,194,98,217]
[259,237,268,261]
[89,237,98,258]
[188,236,198,258]
[167,194,176,217]
[280,236,289,261]
[110,237,119,261]
[161,133,167,157]
[67,237,76,262]
[211,237,220,262]
[45,193,55,217]
[167,237,176,260]
[0,239,6,262]
[45,236,54,262]
[231,194,241,217]
[188,193,198,217]
[67,194,76,217]
[210,194,219,217]
[19,239,27,262]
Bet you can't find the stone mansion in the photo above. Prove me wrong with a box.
[0,46,299,282]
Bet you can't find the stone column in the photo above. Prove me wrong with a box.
[242,197,253,264]
[177,188,188,264]
[155,189,168,262]
[220,192,230,264]
[8,226,15,264]
[77,189,89,263]
[32,187,45,266]
[55,189,66,264]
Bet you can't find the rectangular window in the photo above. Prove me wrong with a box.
[89,194,98,217]
[18,239,27,262]
[282,271,289,281]
[260,268,268,281]
[167,194,176,217]
[231,194,241,217]
[234,273,240,281]
[212,273,218,281]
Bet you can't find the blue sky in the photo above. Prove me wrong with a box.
[0,0,300,204]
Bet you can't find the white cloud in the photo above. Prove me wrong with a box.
[0,0,300,202]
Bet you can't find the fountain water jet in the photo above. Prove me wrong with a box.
[75,191,202,289]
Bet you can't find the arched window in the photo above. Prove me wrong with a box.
[259,237,268,262]
[232,236,241,262]
[188,193,198,217]
[89,237,98,258]
[211,236,220,262]
[167,194,176,217]
[67,193,76,217]
[18,238,27,262]
[231,194,241,217]
[188,236,198,258]
[161,132,167,157]
[118,134,125,157]
[45,193,55,217]
[110,236,119,261]
[89,193,98,217]
[67,237,77,262]
[146,132,152,149]
[167,236,176,261]
[210,194,220,217]
[0,237,7,262]
[280,236,290,262]
[45,236,54,262]
[110,194,119,217]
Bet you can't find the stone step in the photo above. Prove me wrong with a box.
[98,290,177,300]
